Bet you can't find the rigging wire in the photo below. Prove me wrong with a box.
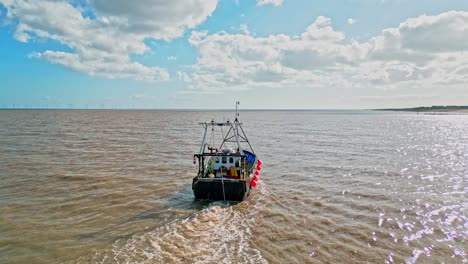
[220,124,224,150]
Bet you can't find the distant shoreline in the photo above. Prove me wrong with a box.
[376,106,468,113]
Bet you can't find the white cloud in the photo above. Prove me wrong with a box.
[91,0,218,41]
[347,18,356,25]
[239,24,250,35]
[1,0,217,81]
[31,51,169,81]
[167,56,177,61]
[183,11,468,92]
[389,11,468,52]
[177,71,191,82]
[301,16,345,42]
[257,0,284,7]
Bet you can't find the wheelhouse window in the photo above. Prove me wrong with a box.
[222,157,227,163]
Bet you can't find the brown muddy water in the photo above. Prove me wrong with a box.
[0,110,467,263]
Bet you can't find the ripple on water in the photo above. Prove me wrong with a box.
[1,110,467,263]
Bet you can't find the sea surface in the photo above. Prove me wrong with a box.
[0,110,467,264]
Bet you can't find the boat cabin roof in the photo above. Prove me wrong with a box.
[194,150,242,158]
[199,120,241,127]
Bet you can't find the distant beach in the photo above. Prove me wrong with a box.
[376,106,468,114]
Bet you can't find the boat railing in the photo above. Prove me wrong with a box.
[194,153,250,180]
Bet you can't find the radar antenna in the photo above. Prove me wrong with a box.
[235,101,240,121]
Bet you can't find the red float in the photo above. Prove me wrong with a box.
[255,171,260,176]
[256,165,262,171]
[253,175,259,182]
[250,180,257,187]
[257,160,263,166]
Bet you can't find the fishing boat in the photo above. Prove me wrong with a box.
[192,102,262,201]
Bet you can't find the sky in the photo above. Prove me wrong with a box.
[1,0,468,109]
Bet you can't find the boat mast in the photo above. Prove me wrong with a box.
[233,101,243,153]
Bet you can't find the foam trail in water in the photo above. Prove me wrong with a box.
[102,201,267,263]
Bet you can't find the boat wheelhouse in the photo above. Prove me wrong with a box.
[192,103,260,201]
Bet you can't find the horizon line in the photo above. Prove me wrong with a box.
[0,107,370,111]
[1,105,466,111]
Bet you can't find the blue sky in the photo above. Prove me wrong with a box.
[1,0,468,109]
